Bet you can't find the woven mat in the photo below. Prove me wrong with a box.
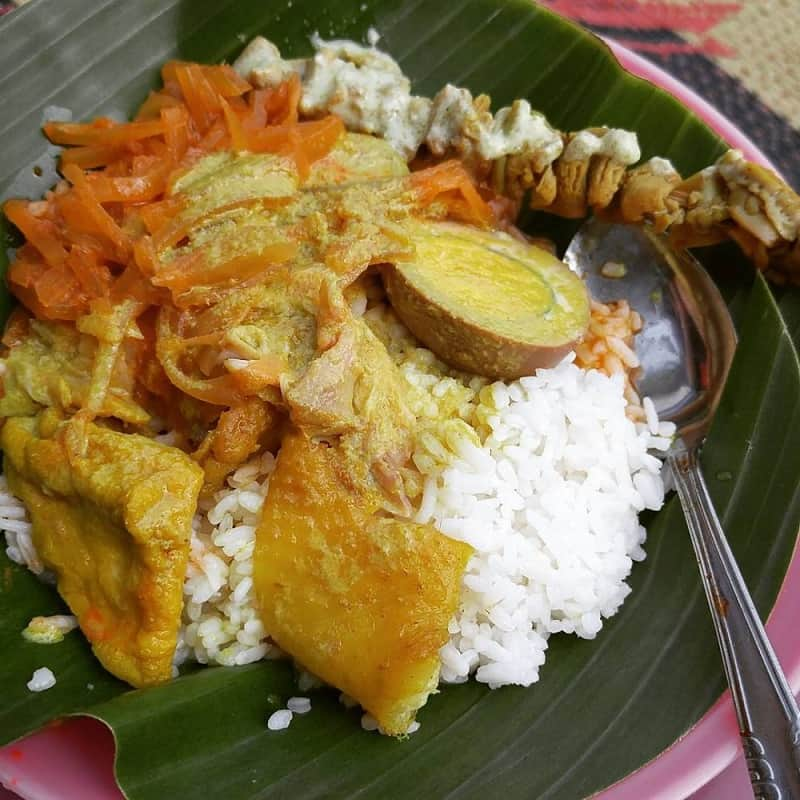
[542,0,800,189]
[3,0,798,187]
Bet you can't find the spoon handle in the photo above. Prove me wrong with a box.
[670,444,800,799]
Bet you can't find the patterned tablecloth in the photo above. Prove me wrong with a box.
[540,0,800,189]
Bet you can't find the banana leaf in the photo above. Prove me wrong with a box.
[1,1,799,798]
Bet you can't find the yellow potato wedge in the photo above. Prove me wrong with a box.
[254,430,472,735]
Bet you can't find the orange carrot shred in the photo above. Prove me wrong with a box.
[86,168,169,204]
[297,115,344,163]
[62,164,131,257]
[60,144,127,170]
[152,243,297,296]
[172,62,221,132]
[161,104,190,164]
[1,308,31,348]
[202,65,252,97]
[44,119,165,147]
[243,89,269,130]
[32,264,86,320]
[138,195,186,237]
[283,73,302,125]
[410,160,495,226]
[4,199,68,267]
[221,98,248,151]
[136,90,182,121]
[198,118,229,151]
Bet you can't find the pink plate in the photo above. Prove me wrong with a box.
[0,40,796,800]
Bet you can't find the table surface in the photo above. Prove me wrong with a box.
[542,0,800,190]
[0,1,797,799]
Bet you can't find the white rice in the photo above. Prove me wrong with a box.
[175,450,282,669]
[287,696,312,714]
[0,474,44,575]
[267,709,293,730]
[416,354,670,688]
[27,667,56,692]
[360,713,380,732]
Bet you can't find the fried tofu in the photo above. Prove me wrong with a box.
[2,412,202,687]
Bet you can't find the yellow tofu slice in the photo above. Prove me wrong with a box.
[254,430,472,735]
[2,412,203,687]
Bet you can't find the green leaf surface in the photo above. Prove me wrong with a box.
[1,1,799,799]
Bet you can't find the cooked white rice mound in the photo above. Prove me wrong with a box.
[418,355,670,688]
[175,450,282,669]
[0,474,43,576]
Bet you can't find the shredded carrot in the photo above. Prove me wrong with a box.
[220,98,248,151]
[109,265,164,306]
[202,65,252,98]
[54,190,121,249]
[298,115,345,162]
[62,164,131,258]
[152,243,298,296]
[66,246,113,297]
[4,200,68,266]
[132,236,160,275]
[86,167,170,204]
[138,195,186,237]
[282,73,302,125]
[410,160,496,227]
[246,116,343,161]
[60,144,128,170]
[161,105,190,164]
[44,119,166,147]
[170,62,220,132]
[34,264,84,309]
[135,90,182,121]
[243,89,269,130]
[7,253,46,289]
[1,308,31,348]
[7,247,89,321]
[198,118,228,151]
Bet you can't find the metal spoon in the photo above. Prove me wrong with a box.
[565,218,800,799]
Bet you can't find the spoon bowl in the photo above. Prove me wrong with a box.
[564,218,737,446]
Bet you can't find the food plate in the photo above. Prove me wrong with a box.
[1,2,800,799]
